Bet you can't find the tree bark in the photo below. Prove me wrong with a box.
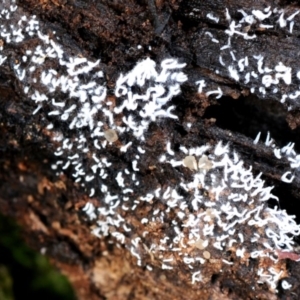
[1,0,300,299]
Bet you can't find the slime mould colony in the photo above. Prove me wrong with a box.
[2,0,300,293]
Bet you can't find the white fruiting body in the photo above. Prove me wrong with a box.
[2,0,300,292]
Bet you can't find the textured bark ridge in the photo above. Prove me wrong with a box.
[2,0,300,299]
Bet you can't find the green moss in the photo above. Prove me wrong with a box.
[0,214,77,300]
[0,265,14,300]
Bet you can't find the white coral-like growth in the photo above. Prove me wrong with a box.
[2,0,300,292]
[114,57,187,139]
[83,141,300,288]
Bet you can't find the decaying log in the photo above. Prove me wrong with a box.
[2,0,300,299]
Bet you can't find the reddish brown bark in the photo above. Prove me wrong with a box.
[2,1,300,299]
